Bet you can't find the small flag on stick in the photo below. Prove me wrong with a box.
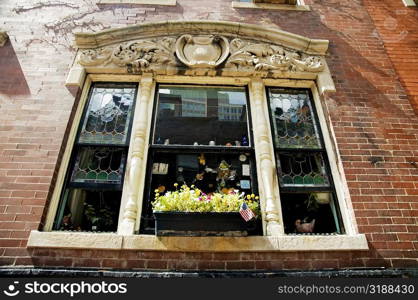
[239,202,255,222]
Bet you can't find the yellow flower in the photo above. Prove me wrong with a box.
[154,189,159,193]
[255,196,259,200]
[246,195,251,200]
[251,194,255,199]
[174,183,178,187]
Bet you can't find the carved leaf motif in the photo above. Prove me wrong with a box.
[79,48,112,66]
[226,38,324,73]
[112,44,141,66]
[227,52,255,67]
[78,38,176,72]
[230,38,247,53]
[116,38,176,72]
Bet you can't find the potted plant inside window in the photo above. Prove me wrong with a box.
[152,183,260,236]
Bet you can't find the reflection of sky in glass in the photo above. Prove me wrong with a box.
[79,86,136,145]
[269,89,321,149]
[155,86,249,145]
[218,91,246,105]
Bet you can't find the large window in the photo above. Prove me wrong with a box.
[53,83,137,232]
[140,85,260,234]
[267,88,344,235]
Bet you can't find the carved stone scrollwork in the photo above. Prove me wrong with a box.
[226,38,324,73]
[78,48,113,66]
[77,35,324,76]
[79,38,176,73]
[175,35,229,68]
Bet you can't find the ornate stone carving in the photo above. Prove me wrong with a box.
[175,35,229,68]
[0,31,9,47]
[78,48,113,66]
[226,38,324,73]
[77,36,324,76]
[79,38,176,73]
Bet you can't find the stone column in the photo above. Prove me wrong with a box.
[250,79,282,236]
[118,75,154,235]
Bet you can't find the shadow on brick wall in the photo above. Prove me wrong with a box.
[0,39,30,95]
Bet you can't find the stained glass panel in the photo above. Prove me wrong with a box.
[154,86,249,146]
[79,85,136,145]
[277,152,330,187]
[70,147,126,184]
[269,89,321,149]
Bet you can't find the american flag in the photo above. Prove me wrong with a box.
[239,202,255,222]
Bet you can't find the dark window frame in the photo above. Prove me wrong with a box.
[53,82,138,231]
[139,83,260,234]
[266,86,345,235]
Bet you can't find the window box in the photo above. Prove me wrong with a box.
[154,211,257,236]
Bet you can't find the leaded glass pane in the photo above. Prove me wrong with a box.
[70,147,126,184]
[153,86,250,146]
[79,85,136,145]
[277,152,330,187]
[269,89,321,149]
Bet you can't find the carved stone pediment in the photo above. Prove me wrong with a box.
[175,35,229,68]
[68,22,335,95]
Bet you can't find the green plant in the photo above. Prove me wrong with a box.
[84,203,114,229]
[152,183,260,216]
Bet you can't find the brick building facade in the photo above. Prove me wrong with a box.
[0,0,417,275]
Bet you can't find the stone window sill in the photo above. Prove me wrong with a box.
[28,230,368,252]
[232,1,310,11]
[98,0,176,5]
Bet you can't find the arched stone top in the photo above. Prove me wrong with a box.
[67,21,335,95]
[75,21,328,55]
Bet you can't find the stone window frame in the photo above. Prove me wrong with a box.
[232,0,310,11]
[28,21,367,252]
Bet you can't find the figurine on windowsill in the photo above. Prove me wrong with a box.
[217,160,231,181]
[61,213,73,230]
[295,217,316,233]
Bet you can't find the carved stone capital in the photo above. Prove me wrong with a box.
[0,31,9,47]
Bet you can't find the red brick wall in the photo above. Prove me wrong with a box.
[364,0,418,114]
[0,0,417,270]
